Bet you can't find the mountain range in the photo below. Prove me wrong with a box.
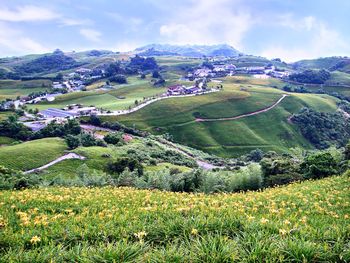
[134,44,242,57]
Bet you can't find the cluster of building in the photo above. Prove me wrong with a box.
[52,67,105,92]
[167,84,206,96]
[38,105,99,120]
[187,63,290,80]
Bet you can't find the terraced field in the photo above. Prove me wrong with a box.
[0,138,67,171]
[0,175,349,262]
[109,78,338,157]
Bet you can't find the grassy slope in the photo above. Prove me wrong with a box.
[28,77,166,111]
[110,77,338,157]
[0,79,51,100]
[0,138,67,171]
[0,136,16,146]
[1,175,349,261]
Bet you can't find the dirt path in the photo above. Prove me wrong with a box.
[24,153,86,174]
[96,89,220,117]
[196,94,288,122]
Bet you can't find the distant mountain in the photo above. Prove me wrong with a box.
[14,49,82,75]
[135,44,242,57]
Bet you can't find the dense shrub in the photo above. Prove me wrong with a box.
[107,157,143,176]
[301,152,338,179]
[0,116,33,140]
[34,119,81,139]
[289,69,331,84]
[104,132,123,145]
[291,108,350,149]
[0,165,41,190]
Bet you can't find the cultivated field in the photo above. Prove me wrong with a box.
[0,175,349,262]
[0,138,67,171]
[109,77,338,157]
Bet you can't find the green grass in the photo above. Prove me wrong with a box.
[0,136,16,146]
[0,175,349,261]
[0,138,67,171]
[108,77,338,157]
[0,79,51,99]
[0,112,12,121]
[28,77,166,111]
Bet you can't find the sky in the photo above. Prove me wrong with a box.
[0,0,349,62]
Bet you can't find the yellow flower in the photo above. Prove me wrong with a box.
[247,215,255,221]
[30,236,41,244]
[191,228,198,236]
[279,229,288,236]
[260,218,269,224]
[283,220,291,225]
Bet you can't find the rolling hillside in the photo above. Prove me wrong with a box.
[109,77,339,157]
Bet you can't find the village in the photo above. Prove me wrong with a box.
[0,57,293,132]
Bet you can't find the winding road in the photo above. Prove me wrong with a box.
[196,94,288,122]
[24,153,86,174]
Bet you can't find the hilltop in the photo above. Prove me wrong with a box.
[135,44,242,57]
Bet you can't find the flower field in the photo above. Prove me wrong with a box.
[0,175,349,262]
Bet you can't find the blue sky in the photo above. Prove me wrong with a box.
[0,0,349,61]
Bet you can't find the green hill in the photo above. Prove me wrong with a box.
[108,77,338,157]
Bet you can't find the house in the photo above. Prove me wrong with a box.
[194,69,211,78]
[52,82,64,89]
[167,85,185,95]
[39,108,77,119]
[184,86,200,94]
[247,67,265,74]
[75,68,92,74]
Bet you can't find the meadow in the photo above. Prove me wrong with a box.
[28,77,166,111]
[0,175,349,262]
[0,138,67,171]
[109,77,338,157]
[0,79,51,100]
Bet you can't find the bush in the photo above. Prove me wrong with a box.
[263,173,303,187]
[65,134,81,149]
[107,157,143,176]
[345,142,350,160]
[301,152,338,179]
[104,132,123,145]
[0,165,41,190]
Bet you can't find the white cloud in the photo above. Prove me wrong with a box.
[0,5,60,22]
[261,15,350,62]
[0,22,49,56]
[79,28,102,42]
[59,18,92,27]
[158,0,253,49]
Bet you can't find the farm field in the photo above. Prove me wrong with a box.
[28,77,167,111]
[0,79,51,100]
[109,78,338,157]
[0,138,67,171]
[0,175,349,262]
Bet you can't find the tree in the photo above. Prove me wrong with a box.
[345,142,350,160]
[109,74,127,84]
[107,157,143,176]
[301,152,338,179]
[104,132,123,145]
[55,73,63,81]
[65,135,81,149]
[152,70,161,78]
